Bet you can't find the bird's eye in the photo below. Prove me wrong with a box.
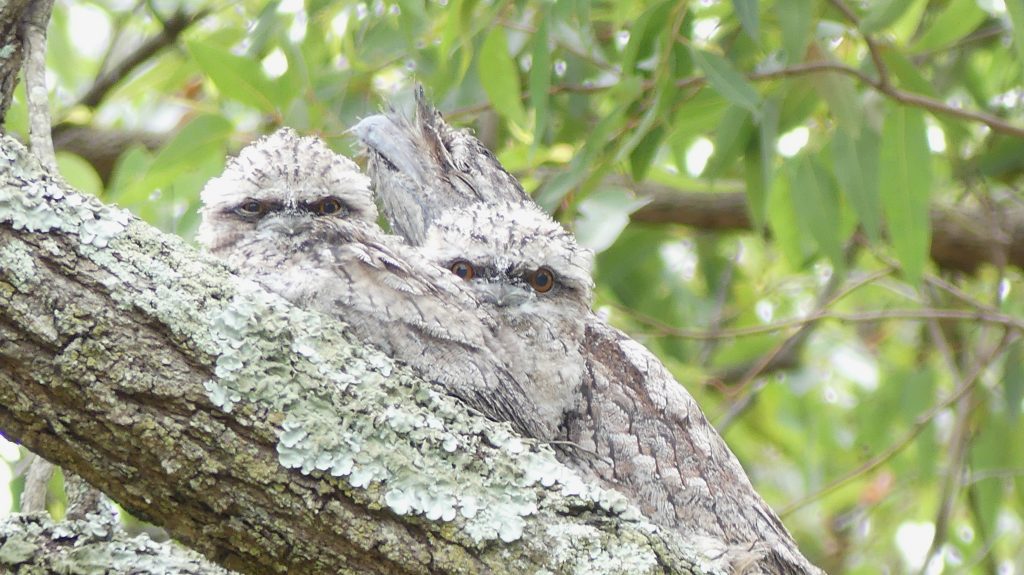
[450,260,475,280]
[316,198,344,215]
[528,267,555,293]
[237,200,265,217]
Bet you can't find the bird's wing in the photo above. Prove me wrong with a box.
[566,317,823,575]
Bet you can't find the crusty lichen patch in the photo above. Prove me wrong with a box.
[0,143,128,246]
[0,513,232,574]
[206,283,631,544]
[1,135,706,573]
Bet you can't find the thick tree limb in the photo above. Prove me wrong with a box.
[0,135,728,573]
[630,183,1024,274]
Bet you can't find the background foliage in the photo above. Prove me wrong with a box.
[3,0,1024,572]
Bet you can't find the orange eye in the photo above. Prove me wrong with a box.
[450,260,475,280]
[237,199,265,217]
[528,267,555,293]
[317,198,343,215]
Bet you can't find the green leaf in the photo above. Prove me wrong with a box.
[1005,341,1024,423]
[977,136,1024,179]
[1006,0,1024,84]
[732,0,759,43]
[778,0,812,63]
[879,105,931,285]
[861,0,914,34]
[691,48,762,117]
[811,65,861,136]
[913,0,986,52]
[833,128,882,243]
[56,152,103,197]
[116,115,233,206]
[767,171,812,268]
[790,156,845,272]
[629,126,665,182]
[535,80,641,210]
[744,98,778,232]
[107,145,154,204]
[670,90,728,139]
[575,187,651,253]
[880,47,970,143]
[478,27,527,128]
[187,39,278,113]
[704,105,754,178]
[529,10,552,145]
[969,412,1009,543]
[622,1,673,73]
[246,1,283,57]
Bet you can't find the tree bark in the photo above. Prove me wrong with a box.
[0,135,726,573]
[630,181,1024,274]
[0,0,31,126]
[0,513,232,574]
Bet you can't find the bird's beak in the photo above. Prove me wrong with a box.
[263,212,313,237]
[478,283,531,307]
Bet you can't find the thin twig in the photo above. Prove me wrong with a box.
[619,302,1024,342]
[917,284,974,574]
[780,330,1017,516]
[553,59,1024,138]
[828,0,890,88]
[73,8,208,110]
[715,244,867,429]
[450,43,1024,138]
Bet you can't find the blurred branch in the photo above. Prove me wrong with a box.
[715,243,865,429]
[779,329,1018,517]
[72,8,208,111]
[629,183,1024,274]
[53,125,166,182]
[622,306,1024,341]
[827,0,890,89]
[540,58,1024,138]
[917,284,975,575]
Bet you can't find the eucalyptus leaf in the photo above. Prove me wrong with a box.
[879,105,931,285]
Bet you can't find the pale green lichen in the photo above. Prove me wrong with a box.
[0,513,230,574]
[0,139,130,247]
[0,135,698,571]
[203,282,646,545]
[542,523,662,575]
[0,240,38,288]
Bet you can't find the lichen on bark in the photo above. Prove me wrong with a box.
[0,134,715,573]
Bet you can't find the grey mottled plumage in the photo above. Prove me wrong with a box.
[196,128,550,440]
[422,201,594,439]
[353,85,529,245]
[355,92,824,574]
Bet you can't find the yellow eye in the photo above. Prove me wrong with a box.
[237,199,265,216]
[528,267,555,293]
[317,198,343,215]
[450,260,475,280]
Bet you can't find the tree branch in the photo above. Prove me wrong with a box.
[0,135,721,574]
[71,8,207,111]
[629,183,1024,274]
